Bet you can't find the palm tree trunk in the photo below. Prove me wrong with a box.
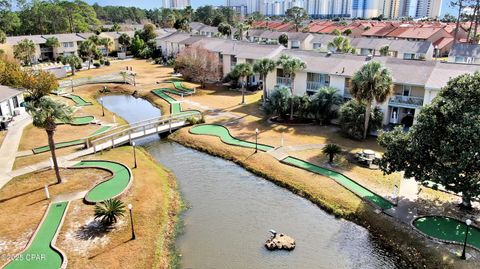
[453,1,463,46]
[241,78,245,104]
[262,74,267,106]
[71,64,76,76]
[47,130,62,184]
[88,57,91,70]
[289,78,295,121]
[462,194,472,209]
[363,101,372,139]
[329,154,334,163]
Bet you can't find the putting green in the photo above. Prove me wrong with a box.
[32,126,111,154]
[189,124,394,210]
[189,125,274,152]
[56,116,94,126]
[413,216,480,249]
[67,95,92,106]
[151,89,200,116]
[72,160,131,203]
[161,88,186,96]
[4,202,68,269]
[282,157,394,210]
[173,81,193,92]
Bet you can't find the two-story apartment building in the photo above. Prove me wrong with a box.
[448,43,480,64]
[41,33,84,59]
[1,35,47,63]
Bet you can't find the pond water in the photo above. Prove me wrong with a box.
[99,95,161,123]
[101,94,409,269]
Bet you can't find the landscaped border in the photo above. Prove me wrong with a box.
[411,215,480,252]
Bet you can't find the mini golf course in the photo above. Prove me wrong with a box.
[56,116,95,126]
[413,216,480,250]
[4,202,68,269]
[72,160,132,203]
[151,89,200,116]
[172,82,194,92]
[32,126,112,154]
[65,95,92,106]
[189,124,394,210]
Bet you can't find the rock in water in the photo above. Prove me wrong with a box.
[265,233,295,251]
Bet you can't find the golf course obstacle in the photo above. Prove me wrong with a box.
[189,124,395,210]
[413,216,480,250]
[151,89,200,116]
[64,95,92,106]
[172,81,194,93]
[55,116,95,126]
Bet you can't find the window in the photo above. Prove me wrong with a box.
[291,40,300,49]
[231,56,237,66]
[402,85,411,96]
[403,53,415,60]
[313,43,321,49]
[12,96,19,108]
[307,73,329,90]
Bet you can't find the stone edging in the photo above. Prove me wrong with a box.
[410,215,480,252]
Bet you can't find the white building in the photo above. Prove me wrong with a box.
[0,85,25,124]
[163,0,191,9]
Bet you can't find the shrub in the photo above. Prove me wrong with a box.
[93,62,101,68]
[154,58,163,64]
[322,144,342,163]
[94,198,126,226]
[105,60,111,66]
[339,99,383,139]
[99,58,105,65]
[310,87,343,125]
[166,58,175,67]
[264,86,291,119]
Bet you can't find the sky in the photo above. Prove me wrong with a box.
[86,0,456,17]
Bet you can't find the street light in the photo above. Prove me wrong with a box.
[255,128,259,153]
[132,141,137,169]
[100,97,105,117]
[128,204,136,240]
[461,219,472,260]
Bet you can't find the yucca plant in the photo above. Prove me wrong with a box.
[94,199,126,226]
[322,144,342,163]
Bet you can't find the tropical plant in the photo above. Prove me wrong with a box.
[0,30,6,44]
[310,87,343,125]
[79,39,99,70]
[99,37,113,57]
[343,29,352,36]
[264,86,291,119]
[276,54,306,120]
[285,7,308,32]
[378,72,480,209]
[322,144,342,163]
[118,33,131,52]
[327,36,353,53]
[61,54,82,76]
[379,45,389,56]
[26,97,73,184]
[339,100,383,140]
[13,39,36,65]
[218,22,232,37]
[253,58,277,106]
[130,35,145,57]
[94,198,126,225]
[350,61,393,139]
[231,63,253,104]
[332,29,342,36]
[278,33,289,47]
[141,23,157,41]
[292,94,311,118]
[45,37,60,49]
[234,23,250,41]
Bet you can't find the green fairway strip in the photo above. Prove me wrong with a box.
[67,95,92,106]
[282,156,394,210]
[73,161,131,203]
[56,116,94,126]
[161,88,187,96]
[88,125,112,136]
[189,125,275,152]
[189,124,394,210]
[413,216,480,249]
[151,89,200,116]
[4,202,68,269]
[173,81,193,92]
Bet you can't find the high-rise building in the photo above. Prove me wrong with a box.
[380,0,400,18]
[351,0,379,18]
[163,0,191,9]
[398,0,442,18]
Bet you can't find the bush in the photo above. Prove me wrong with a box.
[154,58,163,65]
[264,86,292,119]
[99,59,105,65]
[166,58,175,67]
[105,60,111,66]
[93,62,101,68]
[339,100,383,139]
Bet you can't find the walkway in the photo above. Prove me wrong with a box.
[267,144,326,160]
[385,174,419,224]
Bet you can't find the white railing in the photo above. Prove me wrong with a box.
[276,77,292,86]
[389,95,424,107]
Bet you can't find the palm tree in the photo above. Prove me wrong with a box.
[253,58,277,106]
[218,22,232,38]
[279,33,289,47]
[285,7,308,32]
[379,45,389,56]
[322,144,342,163]
[45,37,60,59]
[26,97,73,184]
[235,23,250,41]
[327,36,353,53]
[231,63,253,104]
[118,33,131,53]
[79,39,98,70]
[94,198,126,226]
[13,39,36,65]
[61,54,82,76]
[276,55,306,120]
[100,37,113,57]
[311,87,343,125]
[350,61,393,139]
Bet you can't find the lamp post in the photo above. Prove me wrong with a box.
[128,204,136,240]
[255,128,259,153]
[71,79,74,92]
[132,141,137,169]
[100,97,105,117]
[461,219,472,260]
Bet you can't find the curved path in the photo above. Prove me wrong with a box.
[151,89,200,116]
[64,95,92,106]
[3,160,132,268]
[413,216,480,250]
[189,124,394,210]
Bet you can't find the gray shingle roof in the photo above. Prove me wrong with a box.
[448,43,480,58]
[0,85,23,102]
[157,32,191,43]
[5,35,46,45]
[42,33,84,43]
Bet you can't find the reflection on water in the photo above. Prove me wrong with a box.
[101,94,409,269]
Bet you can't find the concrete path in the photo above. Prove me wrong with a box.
[0,114,32,187]
[52,190,88,203]
[267,144,326,160]
[385,174,419,224]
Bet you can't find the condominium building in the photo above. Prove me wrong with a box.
[163,0,191,9]
[351,0,379,18]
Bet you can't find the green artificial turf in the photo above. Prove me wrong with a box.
[151,89,199,117]
[68,95,92,106]
[282,157,394,210]
[88,125,112,136]
[56,116,94,126]
[413,216,480,249]
[172,82,193,92]
[4,202,68,269]
[189,124,394,210]
[189,125,274,152]
[73,161,131,203]
[161,88,187,96]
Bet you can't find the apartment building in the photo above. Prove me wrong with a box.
[448,43,480,64]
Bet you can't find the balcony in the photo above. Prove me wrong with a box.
[389,95,424,108]
[40,47,53,53]
[276,77,292,86]
[307,81,329,91]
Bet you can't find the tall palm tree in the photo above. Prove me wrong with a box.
[235,23,250,41]
[276,55,306,120]
[45,37,60,55]
[231,63,253,104]
[100,37,113,57]
[322,144,342,163]
[311,87,343,125]
[13,39,36,65]
[94,198,126,226]
[327,36,353,53]
[118,33,131,52]
[253,58,276,106]
[350,61,393,139]
[79,39,98,70]
[26,97,73,184]
[62,54,82,76]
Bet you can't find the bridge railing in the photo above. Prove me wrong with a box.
[86,111,200,149]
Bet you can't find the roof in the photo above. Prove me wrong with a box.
[190,22,207,32]
[388,27,445,39]
[0,85,24,102]
[191,38,284,59]
[425,62,480,89]
[449,43,480,58]
[433,37,454,50]
[199,26,219,33]
[286,32,312,41]
[179,35,208,45]
[387,39,433,54]
[5,35,46,45]
[247,29,267,37]
[157,32,191,43]
[42,33,84,43]
[76,32,96,39]
[350,37,391,50]
[311,34,337,44]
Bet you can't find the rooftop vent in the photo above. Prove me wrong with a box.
[326,51,332,57]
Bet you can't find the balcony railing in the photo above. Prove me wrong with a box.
[40,47,53,52]
[389,95,424,107]
[276,77,292,86]
[307,81,329,91]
